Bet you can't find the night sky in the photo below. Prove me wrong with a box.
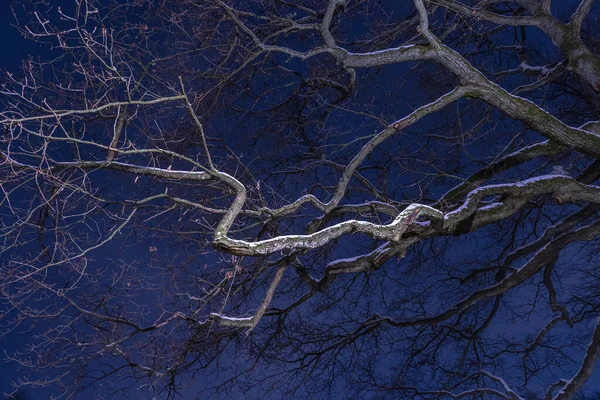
[1,3,45,398]
[1,0,600,399]
[0,1,42,70]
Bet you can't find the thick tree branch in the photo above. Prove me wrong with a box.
[554,316,600,399]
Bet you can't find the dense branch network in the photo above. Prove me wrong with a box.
[1,0,600,398]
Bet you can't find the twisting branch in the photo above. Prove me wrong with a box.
[2,0,600,397]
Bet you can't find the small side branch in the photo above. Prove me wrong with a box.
[178,76,215,172]
[210,264,287,333]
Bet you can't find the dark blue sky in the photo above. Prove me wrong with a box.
[0,1,29,70]
[0,4,75,398]
[0,3,37,398]
[1,1,600,399]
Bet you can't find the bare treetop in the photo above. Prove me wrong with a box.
[1,0,600,399]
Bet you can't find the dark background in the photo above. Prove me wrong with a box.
[1,0,600,399]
